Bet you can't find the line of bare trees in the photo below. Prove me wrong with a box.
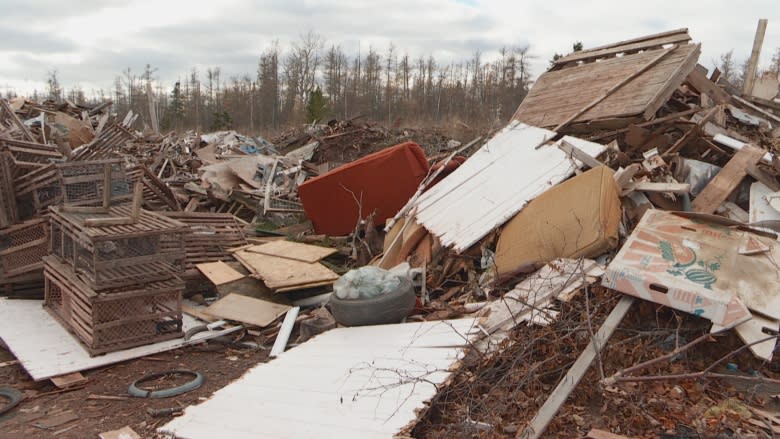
[19,33,535,135]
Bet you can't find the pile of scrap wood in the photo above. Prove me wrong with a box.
[3,23,780,439]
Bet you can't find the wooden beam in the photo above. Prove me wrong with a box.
[557,139,605,169]
[553,28,689,66]
[742,19,768,96]
[733,95,780,124]
[102,163,112,209]
[691,145,766,213]
[686,67,731,104]
[623,181,691,195]
[517,296,634,439]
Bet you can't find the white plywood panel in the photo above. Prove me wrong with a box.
[0,299,241,381]
[414,121,605,252]
[161,319,477,439]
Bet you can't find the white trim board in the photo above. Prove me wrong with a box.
[0,299,242,381]
[160,318,478,439]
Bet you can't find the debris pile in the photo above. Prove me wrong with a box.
[1,24,780,439]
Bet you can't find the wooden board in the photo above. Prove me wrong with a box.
[205,294,291,328]
[100,426,141,439]
[587,429,632,439]
[0,299,241,381]
[51,372,88,389]
[246,240,337,263]
[691,145,765,213]
[234,250,339,291]
[196,261,245,286]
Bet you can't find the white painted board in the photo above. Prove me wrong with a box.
[0,299,242,381]
[161,319,478,439]
[413,121,605,252]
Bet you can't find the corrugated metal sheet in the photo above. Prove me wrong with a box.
[160,319,478,439]
[413,121,606,252]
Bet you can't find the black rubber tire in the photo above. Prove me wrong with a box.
[329,276,416,326]
[0,387,23,416]
[128,370,204,398]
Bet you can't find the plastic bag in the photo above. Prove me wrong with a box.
[333,266,402,300]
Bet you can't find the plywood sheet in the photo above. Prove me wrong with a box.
[160,319,478,439]
[0,299,242,381]
[247,240,337,263]
[196,261,245,286]
[205,294,291,328]
[234,250,339,291]
[513,44,700,128]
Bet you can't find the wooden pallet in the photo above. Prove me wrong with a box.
[49,205,187,291]
[159,212,248,270]
[44,255,183,356]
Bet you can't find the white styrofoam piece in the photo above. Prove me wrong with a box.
[413,121,605,252]
[160,319,478,439]
[0,299,242,381]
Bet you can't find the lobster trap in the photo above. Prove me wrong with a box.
[49,205,188,290]
[159,212,248,271]
[56,159,132,208]
[0,217,48,278]
[44,256,184,356]
[0,151,18,228]
[14,163,61,220]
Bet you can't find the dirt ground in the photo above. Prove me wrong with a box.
[0,333,268,438]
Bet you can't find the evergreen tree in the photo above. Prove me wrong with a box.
[305,86,328,123]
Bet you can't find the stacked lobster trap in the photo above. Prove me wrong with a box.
[41,159,190,355]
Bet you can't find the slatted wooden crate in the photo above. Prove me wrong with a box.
[0,270,44,299]
[14,163,61,220]
[159,212,248,270]
[0,151,18,228]
[56,159,132,207]
[49,205,187,291]
[44,256,184,356]
[0,217,48,277]
[126,165,181,211]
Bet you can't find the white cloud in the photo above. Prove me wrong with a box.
[1,0,778,96]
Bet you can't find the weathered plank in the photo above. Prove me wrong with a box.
[518,296,634,439]
[691,145,765,213]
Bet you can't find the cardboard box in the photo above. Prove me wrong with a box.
[298,142,428,236]
[601,209,780,328]
[495,166,621,276]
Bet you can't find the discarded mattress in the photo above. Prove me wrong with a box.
[495,166,621,276]
[299,141,429,236]
[602,209,780,328]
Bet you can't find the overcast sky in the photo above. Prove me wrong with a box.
[1,0,779,97]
